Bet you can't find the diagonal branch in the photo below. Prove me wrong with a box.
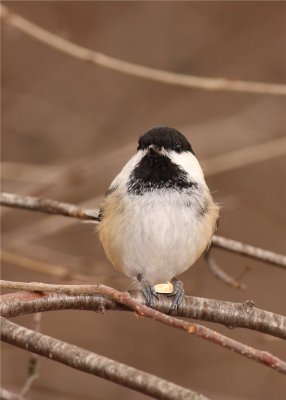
[1,317,205,400]
[205,250,246,289]
[1,280,286,374]
[1,192,286,268]
[1,4,286,96]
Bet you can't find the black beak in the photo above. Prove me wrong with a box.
[148,144,162,157]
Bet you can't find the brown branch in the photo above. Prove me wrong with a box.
[211,235,286,268]
[1,191,286,269]
[0,192,99,221]
[1,4,286,96]
[19,313,41,399]
[0,389,25,400]
[1,317,207,400]
[202,136,286,177]
[1,290,285,339]
[1,281,286,374]
[205,251,246,290]
[1,249,90,282]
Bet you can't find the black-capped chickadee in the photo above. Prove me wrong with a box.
[98,127,219,309]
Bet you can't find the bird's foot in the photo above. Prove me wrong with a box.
[168,278,185,311]
[137,274,159,307]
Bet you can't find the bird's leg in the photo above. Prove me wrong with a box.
[137,274,159,307]
[168,277,185,311]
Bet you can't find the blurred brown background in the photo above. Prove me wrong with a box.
[1,1,286,399]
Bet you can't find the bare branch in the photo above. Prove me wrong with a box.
[1,249,90,282]
[1,281,286,374]
[211,235,286,268]
[1,192,286,268]
[0,317,207,400]
[19,313,41,399]
[205,251,246,290]
[1,290,285,339]
[0,192,99,221]
[1,4,286,96]
[0,388,24,400]
[202,136,286,177]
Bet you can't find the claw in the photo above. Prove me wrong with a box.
[168,278,184,311]
[137,274,158,307]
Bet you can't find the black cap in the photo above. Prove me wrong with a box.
[137,127,195,155]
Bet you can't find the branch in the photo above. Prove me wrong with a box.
[1,281,286,374]
[211,235,286,268]
[205,251,246,290]
[1,4,286,96]
[2,289,285,341]
[1,192,286,268]
[1,317,204,400]
[0,388,25,400]
[19,313,41,399]
[1,249,89,282]
[1,290,285,339]
[0,192,99,221]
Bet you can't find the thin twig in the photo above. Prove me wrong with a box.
[1,4,286,96]
[1,280,286,373]
[201,136,286,176]
[205,250,246,290]
[0,192,99,221]
[1,250,90,282]
[0,389,25,400]
[19,313,41,399]
[0,317,207,400]
[1,192,286,268]
[211,235,286,268]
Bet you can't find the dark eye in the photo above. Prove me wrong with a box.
[174,143,182,153]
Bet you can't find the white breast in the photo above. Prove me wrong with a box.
[99,187,217,285]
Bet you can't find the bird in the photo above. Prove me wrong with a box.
[98,127,219,310]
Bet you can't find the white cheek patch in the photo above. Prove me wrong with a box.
[169,151,206,185]
[111,151,146,188]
